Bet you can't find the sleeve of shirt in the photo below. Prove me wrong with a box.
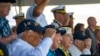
[82,48,91,55]
[68,47,80,56]
[26,4,37,20]
[22,37,53,56]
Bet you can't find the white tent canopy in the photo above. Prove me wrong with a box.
[14,0,100,6]
[8,0,100,28]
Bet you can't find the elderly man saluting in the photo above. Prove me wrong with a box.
[8,19,56,56]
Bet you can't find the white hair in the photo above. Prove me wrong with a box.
[17,32,24,39]
[17,30,33,39]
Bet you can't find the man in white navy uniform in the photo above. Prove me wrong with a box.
[8,19,56,56]
[26,0,49,27]
[51,5,70,27]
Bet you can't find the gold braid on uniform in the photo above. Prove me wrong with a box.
[0,49,4,56]
[60,46,70,56]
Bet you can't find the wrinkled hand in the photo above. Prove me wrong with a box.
[84,38,92,49]
[43,28,56,40]
[63,13,70,26]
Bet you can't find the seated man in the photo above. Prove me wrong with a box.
[8,19,56,56]
[68,32,92,56]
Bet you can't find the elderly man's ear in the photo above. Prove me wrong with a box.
[22,30,28,40]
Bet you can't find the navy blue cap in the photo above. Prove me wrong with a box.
[73,31,87,41]
[0,0,16,3]
[45,25,66,35]
[17,19,45,34]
